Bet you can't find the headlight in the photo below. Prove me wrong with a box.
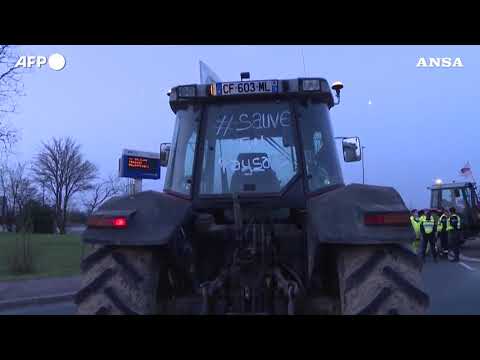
[177,85,197,98]
[301,79,321,91]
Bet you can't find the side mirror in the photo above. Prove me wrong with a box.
[342,137,361,162]
[159,143,171,167]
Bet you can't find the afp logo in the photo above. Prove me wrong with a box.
[14,53,66,71]
[416,57,464,68]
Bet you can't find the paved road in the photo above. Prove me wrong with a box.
[3,238,480,315]
[423,257,480,314]
[422,236,480,314]
[0,276,80,302]
[5,261,480,315]
[0,302,76,315]
[66,225,86,235]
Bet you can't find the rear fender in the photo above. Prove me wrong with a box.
[83,191,193,246]
[307,184,415,245]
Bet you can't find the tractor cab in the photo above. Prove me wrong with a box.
[161,76,360,210]
[429,181,480,238]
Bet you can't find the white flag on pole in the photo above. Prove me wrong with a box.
[199,61,221,84]
[460,162,473,177]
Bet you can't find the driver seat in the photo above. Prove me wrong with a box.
[230,153,281,193]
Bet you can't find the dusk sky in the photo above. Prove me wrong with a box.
[8,45,480,209]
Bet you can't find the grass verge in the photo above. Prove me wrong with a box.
[0,233,82,281]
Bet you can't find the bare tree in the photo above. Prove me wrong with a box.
[0,45,23,151]
[0,162,9,231]
[0,161,37,231]
[5,162,23,216]
[83,175,124,215]
[6,162,37,216]
[16,177,38,216]
[32,137,98,234]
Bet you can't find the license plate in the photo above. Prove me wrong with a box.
[213,80,278,96]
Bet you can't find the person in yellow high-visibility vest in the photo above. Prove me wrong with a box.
[410,209,421,253]
[447,207,462,262]
[419,211,438,263]
[437,208,449,258]
[419,210,427,223]
[430,209,441,256]
[418,210,428,254]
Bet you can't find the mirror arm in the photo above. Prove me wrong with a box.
[334,93,341,105]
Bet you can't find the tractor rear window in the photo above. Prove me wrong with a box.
[441,188,467,212]
[200,100,299,195]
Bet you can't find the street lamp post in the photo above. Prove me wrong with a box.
[361,146,366,184]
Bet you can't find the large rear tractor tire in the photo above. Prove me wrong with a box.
[75,246,166,315]
[336,244,429,315]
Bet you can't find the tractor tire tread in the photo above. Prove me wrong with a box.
[337,244,429,315]
[104,286,139,315]
[80,246,111,272]
[358,287,392,315]
[76,246,164,315]
[111,252,144,284]
[382,266,429,307]
[74,268,116,304]
[344,249,385,293]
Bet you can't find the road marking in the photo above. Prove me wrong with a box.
[460,255,480,263]
[458,262,476,271]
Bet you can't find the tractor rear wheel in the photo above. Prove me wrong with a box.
[75,245,167,315]
[336,244,429,315]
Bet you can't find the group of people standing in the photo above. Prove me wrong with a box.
[410,207,462,263]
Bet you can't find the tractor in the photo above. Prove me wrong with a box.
[75,75,429,315]
[429,181,480,243]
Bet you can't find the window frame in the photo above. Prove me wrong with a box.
[194,99,305,199]
[163,107,201,199]
[295,99,344,195]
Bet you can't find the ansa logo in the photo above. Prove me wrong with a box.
[416,57,464,68]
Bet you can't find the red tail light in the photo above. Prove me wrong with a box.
[113,217,127,228]
[364,213,410,226]
[87,216,128,229]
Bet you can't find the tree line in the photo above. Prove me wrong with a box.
[1,137,128,234]
[1,45,130,234]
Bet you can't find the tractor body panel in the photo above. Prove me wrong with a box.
[83,191,193,246]
[307,183,414,245]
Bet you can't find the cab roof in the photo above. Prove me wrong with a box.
[428,182,476,190]
[168,77,335,113]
